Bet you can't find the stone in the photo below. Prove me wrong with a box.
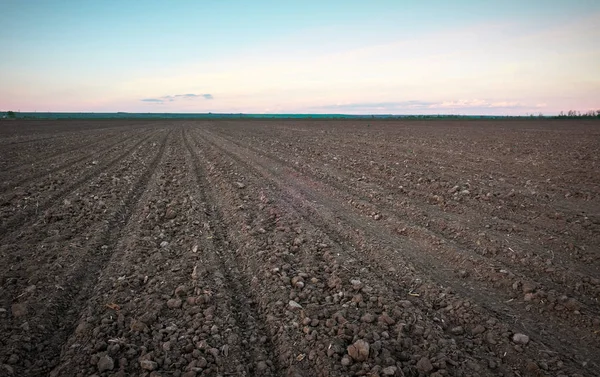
[512,333,530,345]
[347,339,370,361]
[417,357,434,373]
[350,279,363,290]
[167,298,182,309]
[378,313,395,325]
[471,325,486,335]
[288,300,302,310]
[382,366,397,375]
[451,326,464,335]
[174,285,188,297]
[97,355,114,372]
[140,360,158,371]
[165,208,177,219]
[524,293,535,301]
[486,332,497,345]
[361,313,375,323]
[256,361,268,371]
[341,355,352,366]
[564,298,581,311]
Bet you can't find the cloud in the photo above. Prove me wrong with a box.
[308,99,543,114]
[141,93,213,104]
[317,101,437,111]
[434,99,525,109]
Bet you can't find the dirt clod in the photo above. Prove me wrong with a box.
[140,359,158,371]
[347,339,370,361]
[11,303,27,318]
[97,354,114,372]
[417,357,434,373]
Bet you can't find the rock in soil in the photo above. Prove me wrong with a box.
[347,339,370,361]
[97,354,114,372]
[512,333,530,345]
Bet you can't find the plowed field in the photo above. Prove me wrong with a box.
[1,119,599,377]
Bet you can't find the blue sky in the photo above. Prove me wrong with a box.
[1,0,598,114]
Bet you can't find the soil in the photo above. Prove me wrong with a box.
[0,119,598,377]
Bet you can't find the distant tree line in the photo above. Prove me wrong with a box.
[556,110,600,118]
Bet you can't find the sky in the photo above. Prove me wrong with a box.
[1,0,599,115]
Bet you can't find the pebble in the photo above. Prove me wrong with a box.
[486,332,497,345]
[165,208,177,219]
[471,325,486,335]
[341,355,352,366]
[451,326,464,335]
[347,339,370,361]
[288,300,302,310]
[512,333,530,345]
[417,357,434,373]
[97,355,114,372]
[140,360,158,371]
[235,181,246,189]
[350,279,363,290]
[382,366,397,375]
[160,241,169,248]
[524,293,535,301]
[379,313,395,325]
[361,313,375,323]
[167,298,182,309]
[256,361,268,371]
[174,285,188,297]
[564,298,581,311]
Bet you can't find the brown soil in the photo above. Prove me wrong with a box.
[0,119,598,377]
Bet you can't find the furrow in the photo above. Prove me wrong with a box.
[0,130,158,235]
[195,126,599,376]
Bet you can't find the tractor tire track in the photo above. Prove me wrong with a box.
[184,127,280,376]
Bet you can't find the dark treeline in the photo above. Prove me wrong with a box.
[555,110,600,118]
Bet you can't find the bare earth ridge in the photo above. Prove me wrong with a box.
[0,119,598,377]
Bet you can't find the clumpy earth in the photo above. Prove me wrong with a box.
[0,118,598,377]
